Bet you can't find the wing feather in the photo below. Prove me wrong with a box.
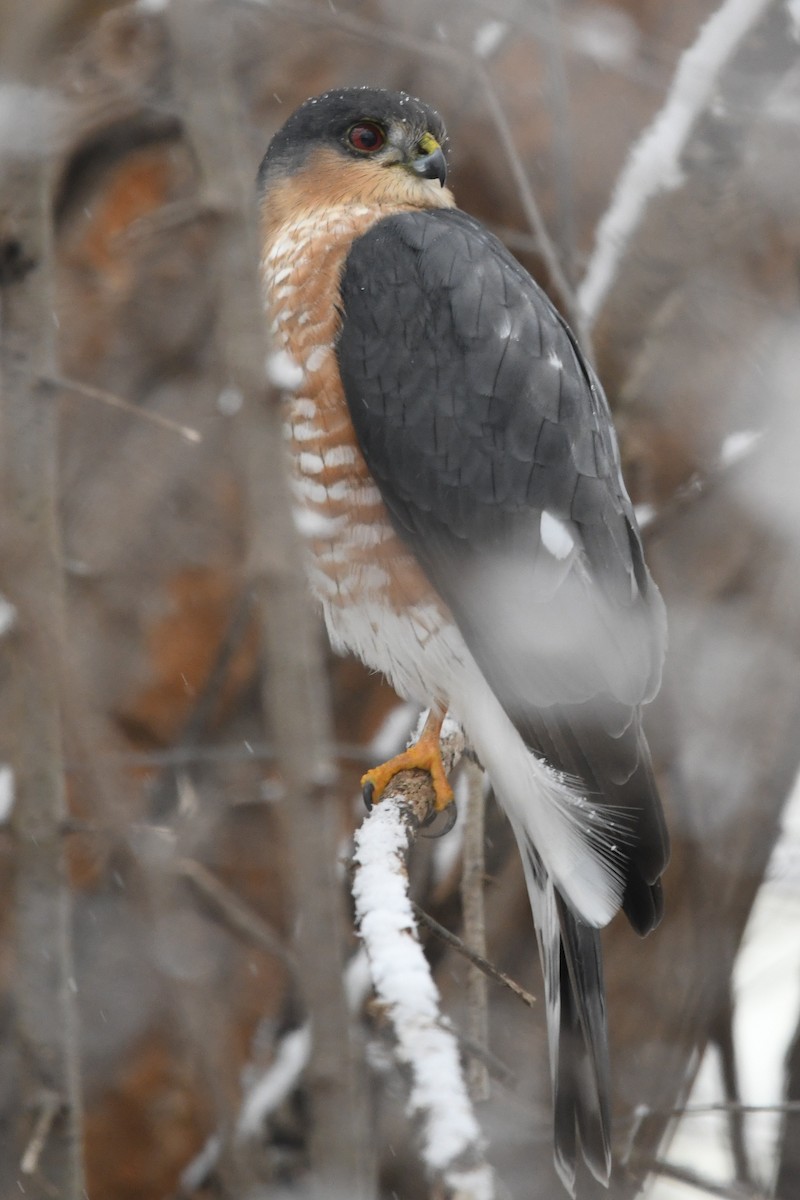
[336,209,668,911]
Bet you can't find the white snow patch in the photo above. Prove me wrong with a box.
[344,947,373,1011]
[267,349,304,392]
[179,1134,220,1193]
[447,1167,495,1200]
[217,386,243,416]
[579,0,773,323]
[568,5,639,68]
[473,20,508,59]
[0,765,14,823]
[719,428,762,466]
[0,595,17,637]
[540,511,574,559]
[352,800,488,1173]
[236,1024,311,1140]
[634,502,656,530]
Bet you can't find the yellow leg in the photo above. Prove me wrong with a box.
[361,709,455,811]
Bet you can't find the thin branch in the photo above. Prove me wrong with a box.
[634,1101,800,1120]
[642,431,763,540]
[638,1156,768,1200]
[460,761,490,1102]
[540,0,577,285]
[475,61,592,357]
[175,856,296,971]
[43,372,202,443]
[20,1091,63,1177]
[235,1023,311,1142]
[412,904,537,1013]
[444,1023,519,1092]
[59,739,374,772]
[578,0,778,325]
[712,991,757,1190]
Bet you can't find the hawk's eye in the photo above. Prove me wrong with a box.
[347,122,385,153]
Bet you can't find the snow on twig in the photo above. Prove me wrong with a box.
[579,0,774,324]
[236,1024,312,1141]
[351,717,495,1199]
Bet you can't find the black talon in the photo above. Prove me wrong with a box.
[420,801,458,838]
[362,781,375,811]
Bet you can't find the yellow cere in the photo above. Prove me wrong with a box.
[418,132,440,155]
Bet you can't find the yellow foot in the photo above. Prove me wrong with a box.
[361,710,455,813]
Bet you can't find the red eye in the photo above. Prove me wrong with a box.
[348,122,385,153]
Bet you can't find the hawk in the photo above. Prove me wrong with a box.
[259,87,668,1192]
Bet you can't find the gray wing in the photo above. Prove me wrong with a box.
[336,207,668,930]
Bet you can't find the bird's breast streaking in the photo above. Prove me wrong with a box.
[262,200,464,709]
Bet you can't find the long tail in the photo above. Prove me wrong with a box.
[457,680,615,1191]
[453,663,667,1190]
[513,824,612,1194]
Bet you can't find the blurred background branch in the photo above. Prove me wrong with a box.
[0,3,86,1197]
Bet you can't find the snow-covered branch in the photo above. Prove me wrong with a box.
[579,0,776,325]
[351,717,494,1200]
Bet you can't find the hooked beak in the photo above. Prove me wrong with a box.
[410,144,447,187]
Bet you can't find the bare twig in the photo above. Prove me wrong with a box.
[175,857,296,970]
[578,0,784,326]
[460,761,490,1102]
[412,904,537,1012]
[540,0,577,285]
[475,61,592,357]
[636,1100,800,1121]
[712,988,757,1189]
[165,3,372,1194]
[637,1156,768,1200]
[43,372,202,443]
[61,738,374,771]
[20,1091,63,1176]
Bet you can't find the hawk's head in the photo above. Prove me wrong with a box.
[259,87,453,220]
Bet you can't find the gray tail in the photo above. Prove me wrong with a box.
[515,828,612,1195]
